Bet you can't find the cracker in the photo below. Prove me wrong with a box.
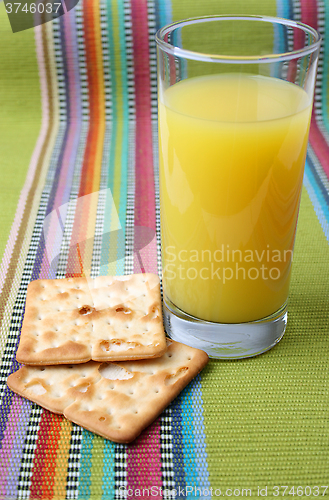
[8,340,209,443]
[16,274,167,364]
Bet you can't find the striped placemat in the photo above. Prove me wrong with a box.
[0,0,328,498]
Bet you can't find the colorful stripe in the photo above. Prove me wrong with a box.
[156,0,172,29]
[180,377,211,491]
[28,10,81,497]
[153,2,177,491]
[191,376,211,489]
[102,0,129,277]
[30,0,106,495]
[298,0,329,223]
[0,396,30,498]
[66,0,105,278]
[131,0,157,276]
[300,0,329,181]
[29,413,63,499]
[125,0,163,495]
[78,430,94,498]
[319,0,329,133]
[305,153,329,240]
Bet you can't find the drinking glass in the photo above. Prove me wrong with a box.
[156,16,321,358]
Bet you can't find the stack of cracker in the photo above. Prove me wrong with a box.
[7,273,208,443]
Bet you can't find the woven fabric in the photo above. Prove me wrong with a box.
[0,0,328,498]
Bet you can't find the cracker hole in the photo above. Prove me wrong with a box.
[76,384,89,393]
[78,305,95,315]
[115,306,131,315]
[164,367,189,386]
[149,306,159,319]
[98,363,133,380]
[100,340,110,352]
[29,383,46,395]
[99,416,106,422]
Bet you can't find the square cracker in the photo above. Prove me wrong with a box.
[8,340,209,443]
[16,274,167,365]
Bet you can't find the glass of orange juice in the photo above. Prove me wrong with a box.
[156,16,321,358]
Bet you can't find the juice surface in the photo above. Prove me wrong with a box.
[158,74,311,323]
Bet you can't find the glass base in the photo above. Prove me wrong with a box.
[162,296,287,359]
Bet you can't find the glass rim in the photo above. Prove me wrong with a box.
[155,15,322,64]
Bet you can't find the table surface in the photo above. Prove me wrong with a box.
[0,1,328,499]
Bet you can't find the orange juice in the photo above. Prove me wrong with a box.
[159,74,311,323]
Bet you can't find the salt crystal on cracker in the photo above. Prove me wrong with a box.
[8,340,209,443]
[16,274,167,365]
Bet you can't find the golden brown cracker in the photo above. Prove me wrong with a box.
[8,340,209,443]
[16,274,166,364]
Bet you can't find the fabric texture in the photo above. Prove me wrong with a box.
[0,0,328,498]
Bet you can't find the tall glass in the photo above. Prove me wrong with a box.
[156,16,321,358]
